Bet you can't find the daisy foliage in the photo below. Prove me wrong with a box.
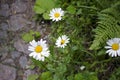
[55,35,70,48]
[28,39,50,61]
[105,38,120,57]
[49,8,64,21]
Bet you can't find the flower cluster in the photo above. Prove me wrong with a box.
[28,8,69,61]
[48,8,120,58]
[28,7,120,61]
[28,35,69,61]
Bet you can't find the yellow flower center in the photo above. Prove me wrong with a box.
[54,12,60,18]
[112,43,119,50]
[35,45,43,53]
[61,40,65,45]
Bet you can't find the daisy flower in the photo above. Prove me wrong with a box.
[28,39,50,61]
[49,8,64,21]
[105,38,120,57]
[55,35,70,48]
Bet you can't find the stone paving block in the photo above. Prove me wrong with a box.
[0,4,10,17]
[19,56,28,69]
[0,64,16,80]
[11,0,27,13]
[3,58,15,66]
[9,14,29,31]
[14,39,30,55]
[11,51,21,59]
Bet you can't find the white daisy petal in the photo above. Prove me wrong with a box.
[28,46,35,51]
[105,46,111,49]
[42,51,50,57]
[29,52,35,57]
[30,40,36,46]
[108,51,112,56]
[41,57,45,61]
[117,50,120,56]
[106,49,113,53]
[107,41,112,46]
[112,51,115,57]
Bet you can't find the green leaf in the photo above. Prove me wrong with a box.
[74,73,84,80]
[40,71,52,80]
[63,55,71,64]
[34,31,41,37]
[22,31,34,43]
[67,5,76,14]
[76,9,82,14]
[27,74,39,80]
[97,49,106,56]
[67,75,74,80]
[53,74,60,80]
[56,63,67,74]
[72,46,79,51]
[43,12,50,20]
[74,72,98,80]
[29,65,35,69]
[34,6,45,14]
[22,30,40,43]
[46,64,55,72]
[34,0,55,12]
[89,72,98,80]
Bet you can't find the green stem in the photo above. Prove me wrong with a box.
[78,6,98,10]
[81,49,96,59]
[40,61,48,71]
[90,58,112,69]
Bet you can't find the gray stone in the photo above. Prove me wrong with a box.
[19,56,27,69]
[0,52,8,61]
[3,59,15,66]
[30,21,36,28]
[0,64,16,80]
[0,30,8,39]
[14,39,25,52]
[23,70,32,80]
[23,44,30,55]
[0,4,10,17]
[0,46,9,60]
[11,0,27,13]
[9,14,28,31]
[14,39,30,54]
[11,51,21,59]
[0,22,9,31]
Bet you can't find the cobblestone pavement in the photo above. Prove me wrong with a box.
[0,0,50,80]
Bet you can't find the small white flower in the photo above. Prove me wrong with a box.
[28,39,50,61]
[49,8,64,21]
[105,38,120,57]
[80,66,85,70]
[55,35,69,48]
